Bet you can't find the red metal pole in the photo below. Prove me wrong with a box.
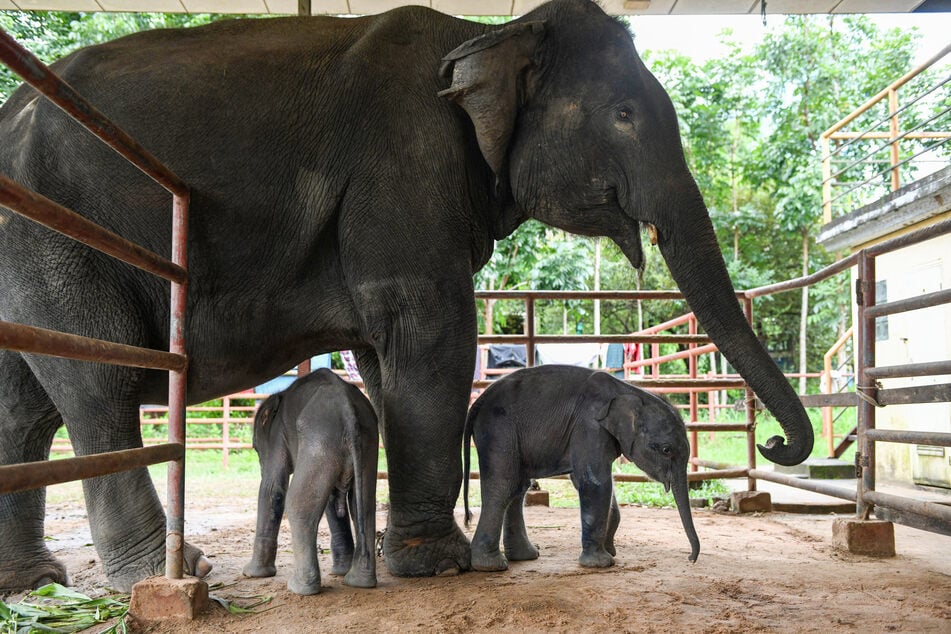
[688,316,698,472]
[166,192,189,580]
[856,251,876,520]
[744,297,757,492]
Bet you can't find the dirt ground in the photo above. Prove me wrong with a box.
[33,487,951,634]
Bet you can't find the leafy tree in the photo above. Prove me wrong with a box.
[0,12,230,103]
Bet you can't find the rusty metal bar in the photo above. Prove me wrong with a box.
[865,429,951,447]
[801,393,857,407]
[877,383,951,406]
[525,297,536,367]
[867,360,951,380]
[166,192,189,580]
[476,290,686,300]
[424,468,749,484]
[478,334,711,345]
[866,216,951,257]
[685,423,750,432]
[862,490,951,524]
[744,252,858,298]
[627,343,719,371]
[743,297,758,492]
[0,29,187,197]
[0,320,185,371]
[0,444,184,495]
[748,468,858,502]
[865,288,951,319]
[856,251,876,520]
[0,174,185,284]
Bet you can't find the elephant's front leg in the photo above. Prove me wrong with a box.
[243,455,291,578]
[371,299,475,577]
[571,466,616,568]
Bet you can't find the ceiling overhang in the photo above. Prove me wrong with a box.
[0,0,942,16]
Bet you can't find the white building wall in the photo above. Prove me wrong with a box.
[861,234,951,489]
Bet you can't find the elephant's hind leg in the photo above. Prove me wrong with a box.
[0,351,68,592]
[325,490,355,576]
[502,479,539,562]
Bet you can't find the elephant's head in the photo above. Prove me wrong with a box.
[439,0,813,466]
[592,377,699,562]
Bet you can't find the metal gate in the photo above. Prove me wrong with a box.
[0,29,192,579]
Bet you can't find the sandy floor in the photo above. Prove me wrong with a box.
[33,490,951,634]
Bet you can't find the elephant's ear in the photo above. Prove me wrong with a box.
[438,20,545,184]
[585,373,641,458]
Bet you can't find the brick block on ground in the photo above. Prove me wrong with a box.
[832,518,896,557]
[524,489,550,507]
[731,491,772,513]
[129,576,209,621]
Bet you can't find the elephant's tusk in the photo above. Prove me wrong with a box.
[646,223,658,246]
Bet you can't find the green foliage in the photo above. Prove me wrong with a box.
[0,11,235,104]
[0,583,129,634]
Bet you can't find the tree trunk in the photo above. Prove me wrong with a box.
[799,229,809,396]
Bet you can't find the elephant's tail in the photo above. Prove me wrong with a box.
[463,397,481,528]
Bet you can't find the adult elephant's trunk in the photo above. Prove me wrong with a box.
[671,470,700,562]
[641,186,814,466]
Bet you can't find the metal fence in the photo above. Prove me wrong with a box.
[821,43,951,222]
[0,29,192,580]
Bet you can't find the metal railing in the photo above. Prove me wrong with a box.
[821,43,951,223]
[0,29,192,580]
[743,217,951,531]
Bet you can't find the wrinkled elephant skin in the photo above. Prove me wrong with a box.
[0,0,810,591]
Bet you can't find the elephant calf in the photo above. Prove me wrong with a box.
[464,365,699,571]
[242,369,378,595]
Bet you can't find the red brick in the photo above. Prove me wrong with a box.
[731,491,773,513]
[524,489,550,507]
[129,576,209,621]
[832,519,896,557]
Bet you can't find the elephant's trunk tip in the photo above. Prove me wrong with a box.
[757,434,812,467]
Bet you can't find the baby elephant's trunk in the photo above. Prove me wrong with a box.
[671,474,700,562]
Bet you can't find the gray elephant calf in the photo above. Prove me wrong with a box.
[464,365,699,571]
[242,369,378,595]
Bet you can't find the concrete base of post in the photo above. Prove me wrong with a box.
[129,576,209,621]
[832,518,896,557]
[731,490,772,513]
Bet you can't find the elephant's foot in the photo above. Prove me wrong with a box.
[288,572,321,596]
[605,540,616,557]
[330,551,354,577]
[0,556,69,593]
[382,517,471,577]
[343,564,377,588]
[103,539,211,592]
[470,547,508,572]
[242,561,276,578]
[578,547,615,569]
[184,542,213,579]
[503,537,539,562]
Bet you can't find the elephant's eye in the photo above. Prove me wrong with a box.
[617,107,632,122]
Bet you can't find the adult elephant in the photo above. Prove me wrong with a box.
[0,0,813,592]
